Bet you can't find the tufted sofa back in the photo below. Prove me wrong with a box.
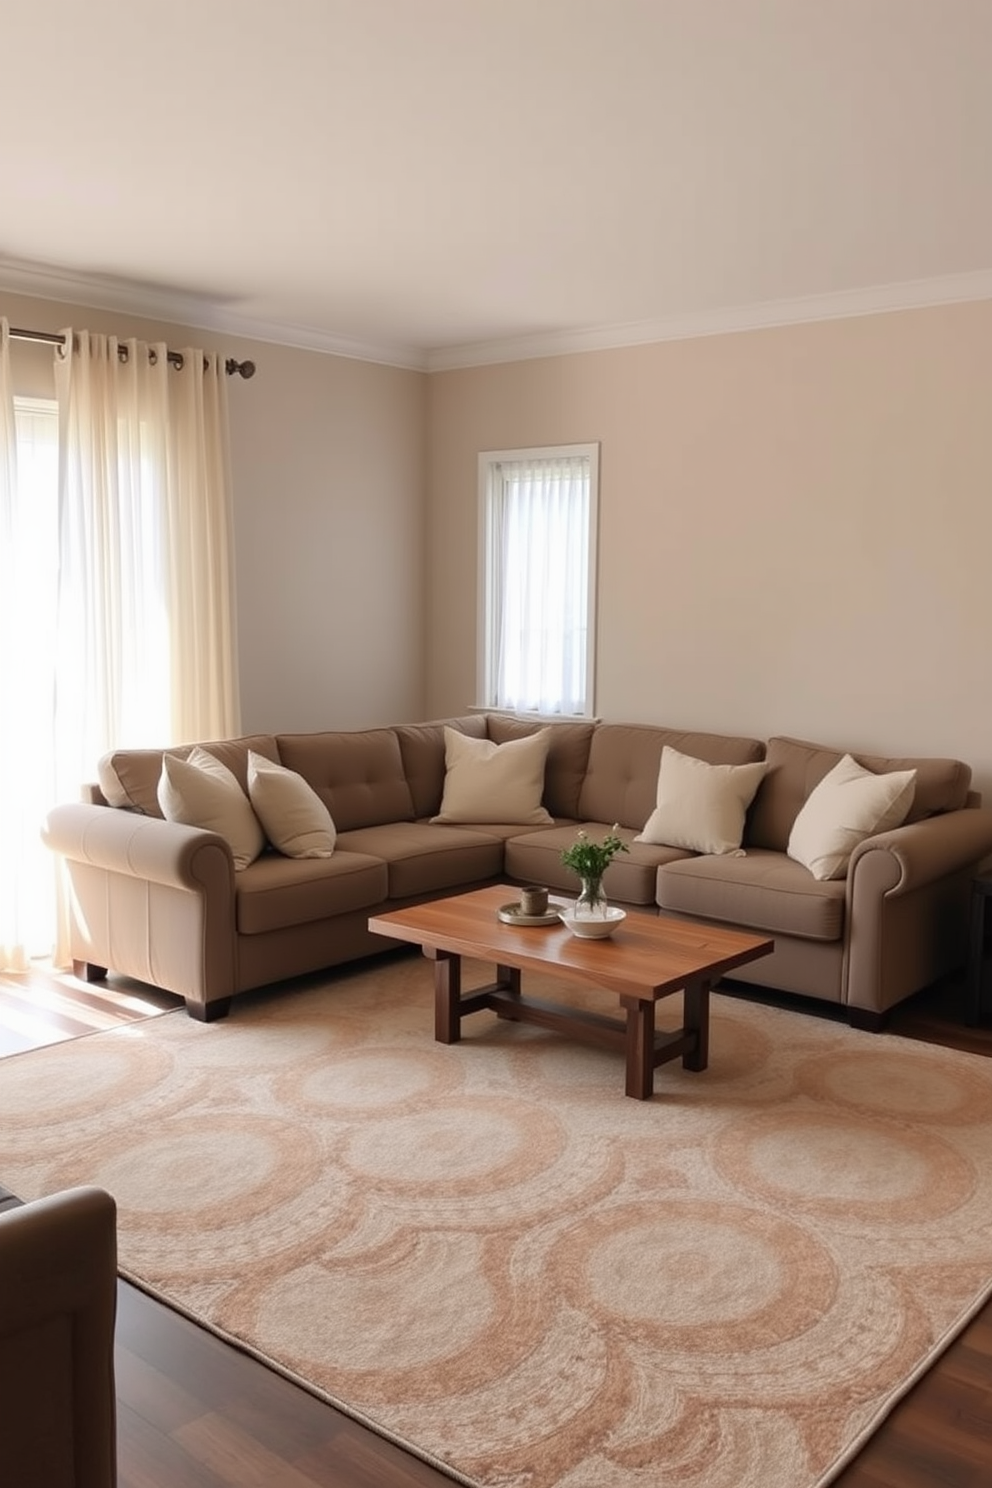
[747,735,973,851]
[577,723,766,830]
[97,734,281,816]
[93,719,972,846]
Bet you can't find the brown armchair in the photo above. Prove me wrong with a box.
[0,1185,118,1488]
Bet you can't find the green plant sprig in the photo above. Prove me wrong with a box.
[560,827,629,879]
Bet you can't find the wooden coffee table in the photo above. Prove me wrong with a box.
[369,885,773,1099]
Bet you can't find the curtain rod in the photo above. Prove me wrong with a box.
[7,325,256,379]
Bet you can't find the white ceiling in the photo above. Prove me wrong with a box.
[2,0,991,370]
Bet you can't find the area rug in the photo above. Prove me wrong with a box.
[2,957,992,1488]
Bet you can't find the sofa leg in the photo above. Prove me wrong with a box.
[185,996,232,1023]
[848,1007,887,1033]
[73,959,108,983]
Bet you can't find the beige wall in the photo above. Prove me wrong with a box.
[427,301,992,800]
[4,290,427,735]
[8,287,992,801]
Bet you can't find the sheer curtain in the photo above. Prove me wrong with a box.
[0,320,46,969]
[492,453,591,715]
[53,330,241,798]
[0,323,241,971]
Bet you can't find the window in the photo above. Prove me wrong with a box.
[478,443,599,717]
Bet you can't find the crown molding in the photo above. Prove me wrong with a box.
[191,306,428,372]
[425,269,992,372]
[3,254,991,377]
[0,256,427,372]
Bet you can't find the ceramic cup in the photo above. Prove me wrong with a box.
[519,885,549,917]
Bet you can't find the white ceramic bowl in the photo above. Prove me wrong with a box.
[559,907,627,939]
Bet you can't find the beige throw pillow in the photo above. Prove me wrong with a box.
[157,746,265,870]
[432,726,554,826]
[635,746,767,855]
[247,750,336,858]
[787,753,916,881]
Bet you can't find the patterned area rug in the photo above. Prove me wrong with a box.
[2,956,992,1488]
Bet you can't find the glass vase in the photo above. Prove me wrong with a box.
[575,875,608,919]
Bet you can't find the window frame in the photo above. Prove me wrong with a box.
[477,441,600,719]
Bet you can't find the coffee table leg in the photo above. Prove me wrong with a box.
[430,949,462,1043]
[495,963,522,1016]
[683,978,710,1071]
[624,997,655,1100]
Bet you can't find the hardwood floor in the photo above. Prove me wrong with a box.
[2,962,992,1486]
[0,963,180,1057]
[115,1284,447,1488]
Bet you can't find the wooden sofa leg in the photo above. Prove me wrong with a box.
[185,996,232,1023]
[73,960,108,983]
[848,1007,887,1033]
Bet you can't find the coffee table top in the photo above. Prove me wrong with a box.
[370,884,773,1000]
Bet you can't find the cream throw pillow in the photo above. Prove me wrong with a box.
[787,753,916,881]
[635,746,767,855]
[157,746,265,870]
[247,750,336,858]
[432,727,554,826]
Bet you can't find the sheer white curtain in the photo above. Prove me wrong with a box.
[492,453,591,715]
[53,330,241,798]
[0,323,241,970]
[0,320,54,969]
[0,322,17,967]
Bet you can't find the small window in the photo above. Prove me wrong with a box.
[478,443,599,717]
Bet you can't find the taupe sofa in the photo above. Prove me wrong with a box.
[43,715,992,1028]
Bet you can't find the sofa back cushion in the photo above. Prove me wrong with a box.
[748,735,972,851]
[577,724,766,831]
[276,729,415,832]
[486,716,596,819]
[394,716,487,819]
[98,735,281,817]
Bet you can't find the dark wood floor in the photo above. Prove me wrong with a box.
[3,961,992,1487]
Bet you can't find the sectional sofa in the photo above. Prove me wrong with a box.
[42,714,992,1028]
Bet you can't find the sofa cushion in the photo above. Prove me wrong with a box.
[247,751,337,859]
[658,849,845,941]
[276,729,415,832]
[748,736,971,852]
[394,716,488,819]
[432,727,553,826]
[98,734,281,817]
[486,716,596,820]
[787,754,916,881]
[506,824,691,907]
[158,747,266,870]
[235,851,388,936]
[577,725,766,831]
[636,747,767,854]
[335,823,504,899]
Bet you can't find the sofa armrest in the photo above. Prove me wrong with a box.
[43,802,234,891]
[43,803,236,1011]
[847,806,992,898]
[844,806,992,1016]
